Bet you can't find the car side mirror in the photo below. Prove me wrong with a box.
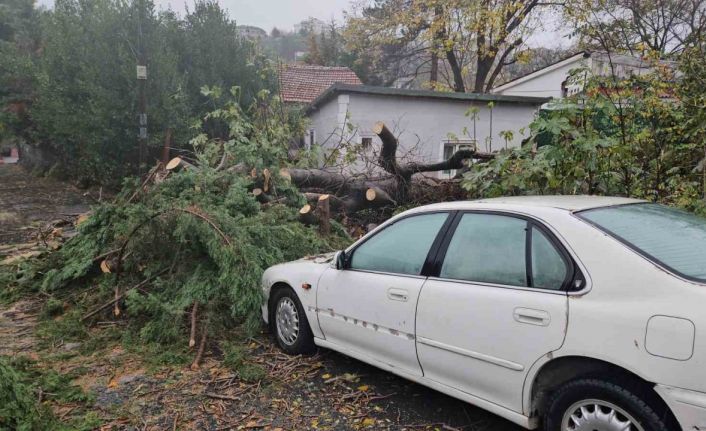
[334,250,347,270]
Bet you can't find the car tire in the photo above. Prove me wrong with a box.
[544,378,670,431]
[270,287,315,355]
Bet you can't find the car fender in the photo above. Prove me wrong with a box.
[522,349,656,417]
[262,255,332,339]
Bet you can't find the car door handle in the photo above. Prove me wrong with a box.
[513,308,551,326]
[387,288,409,302]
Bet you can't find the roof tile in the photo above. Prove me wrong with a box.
[279,64,362,104]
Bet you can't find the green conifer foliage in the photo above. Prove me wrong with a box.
[36,89,348,357]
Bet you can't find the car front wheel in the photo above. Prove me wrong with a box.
[544,379,670,431]
[270,287,314,355]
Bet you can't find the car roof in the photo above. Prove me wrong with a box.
[408,195,646,213]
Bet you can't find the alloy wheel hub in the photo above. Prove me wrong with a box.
[562,399,644,431]
[276,297,299,346]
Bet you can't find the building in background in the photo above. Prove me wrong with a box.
[492,51,676,98]
[294,17,327,35]
[305,84,549,177]
[294,51,308,63]
[236,25,267,40]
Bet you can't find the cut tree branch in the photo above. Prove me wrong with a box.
[284,121,493,215]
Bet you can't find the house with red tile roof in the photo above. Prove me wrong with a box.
[280,65,548,179]
[278,64,362,104]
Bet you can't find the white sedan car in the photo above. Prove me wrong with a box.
[261,196,706,431]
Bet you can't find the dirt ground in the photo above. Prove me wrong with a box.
[0,165,524,431]
[0,164,91,244]
[1,307,524,431]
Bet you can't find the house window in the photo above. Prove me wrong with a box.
[361,137,372,149]
[441,140,476,178]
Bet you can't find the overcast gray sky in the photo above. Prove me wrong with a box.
[36,0,354,32]
[35,0,570,47]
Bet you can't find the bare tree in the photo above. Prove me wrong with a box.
[566,0,706,56]
[345,0,553,93]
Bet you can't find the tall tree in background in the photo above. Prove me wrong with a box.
[565,0,706,56]
[679,38,706,198]
[303,22,379,85]
[16,0,274,184]
[0,0,41,140]
[31,0,188,181]
[261,29,307,63]
[305,32,324,65]
[0,0,38,42]
[176,1,273,109]
[345,0,549,93]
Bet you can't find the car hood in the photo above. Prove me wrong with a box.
[296,251,337,265]
[273,251,336,269]
[262,252,337,289]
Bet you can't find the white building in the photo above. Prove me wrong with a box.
[305,84,549,178]
[236,25,267,40]
[492,51,675,98]
[294,17,327,35]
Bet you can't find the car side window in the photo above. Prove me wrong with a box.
[349,213,448,275]
[440,213,528,286]
[531,226,569,290]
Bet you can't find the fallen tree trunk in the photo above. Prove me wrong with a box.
[282,121,493,214]
[285,169,398,213]
[159,121,493,218]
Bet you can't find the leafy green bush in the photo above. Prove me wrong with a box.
[462,57,706,214]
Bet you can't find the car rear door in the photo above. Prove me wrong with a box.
[317,211,452,376]
[416,211,572,412]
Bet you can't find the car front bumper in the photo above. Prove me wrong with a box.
[655,384,706,431]
[261,303,269,325]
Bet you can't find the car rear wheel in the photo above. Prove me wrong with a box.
[270,287,314,355]
[544,379,670,431]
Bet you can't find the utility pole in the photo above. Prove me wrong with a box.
[136,0,147,170]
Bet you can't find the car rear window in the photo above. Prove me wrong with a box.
[578,203,706,282]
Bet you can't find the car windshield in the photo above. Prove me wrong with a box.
[579,203,706,282]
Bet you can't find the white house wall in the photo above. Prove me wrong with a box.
[307,95,340,148]
[495,58,589,98]
[494,52,670,98]
[308,92,541,175]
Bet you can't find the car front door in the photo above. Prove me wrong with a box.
[416,212,573,412]
[316,211,452,376]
